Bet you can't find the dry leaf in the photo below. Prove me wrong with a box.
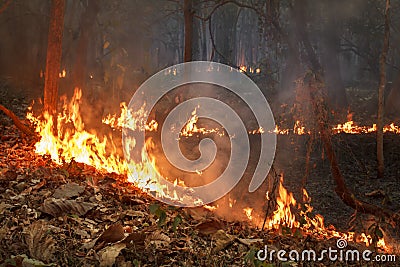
[53,183,85,199]
[40,198,96,217]
[196,220,224,235]
[237,238,263,246]
[24,220,56,262]
[146,231,170,248]
[95,224,126,250]
[123,232,146,246]
[212,230,235,253]
[99,242,126,267]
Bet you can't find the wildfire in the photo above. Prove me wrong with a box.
[180,107,225,137]
[27,89,200,206]
[102,102,158,132]
[256,177,389,252]
[27,90,393,253]
[27,88,128,175]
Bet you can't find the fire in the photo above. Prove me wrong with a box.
[258,177,389,251]
[27,88,128,175]
[238,65,261,74]
[58,69,66,78]
[27,88,199,205]
[102,102,158,132]
[180,107,225,137]
[243,207,253,220]
[27,90,393,253]
[264,176,298,229]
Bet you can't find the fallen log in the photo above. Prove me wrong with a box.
[0,104,34,136]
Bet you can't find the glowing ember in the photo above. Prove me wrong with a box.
[58,69,66,78]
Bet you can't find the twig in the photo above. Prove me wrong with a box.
[261,165,280,230]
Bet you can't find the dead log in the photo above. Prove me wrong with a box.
[0,104,34,136]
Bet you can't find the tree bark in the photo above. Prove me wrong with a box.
[184,0,193,62]
[43,0,65,116]
[377,0,390,179]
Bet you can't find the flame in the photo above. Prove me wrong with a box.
[243,207,253,220]
[264,175,298,229]
[238,65,261,74]
[257,177,389,251]
[239,66,247,73]
[28,89,200,205]
[102,102,158,132]
[59,69,66,78]
[27,88,128,174]
[180,107,225,137]
[27,91,393,253]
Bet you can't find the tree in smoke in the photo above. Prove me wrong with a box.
[43,0,65,116]
[377,0,390,179]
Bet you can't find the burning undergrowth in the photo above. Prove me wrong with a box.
[24,87,400,255]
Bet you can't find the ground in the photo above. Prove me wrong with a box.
[0,84,399,266]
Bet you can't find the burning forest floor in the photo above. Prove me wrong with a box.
[0,87,400,266]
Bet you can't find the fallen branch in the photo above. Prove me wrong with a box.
[0,104,34,136]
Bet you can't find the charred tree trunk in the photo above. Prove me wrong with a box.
[184,0,193,62]
[43,0,65,116]
[377,0,390,179]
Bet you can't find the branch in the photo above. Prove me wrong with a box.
[0,0,12,15]
[0,104,34,136]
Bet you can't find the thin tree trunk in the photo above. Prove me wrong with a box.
[377,0,390,179]
[184,0,193,62]
[43,0,65,116]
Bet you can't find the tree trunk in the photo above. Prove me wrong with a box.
[43,0,65,116]
[183,0,193,62]
[377,0,390,179]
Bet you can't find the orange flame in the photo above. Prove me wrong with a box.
[257,177,389,251]
[27,91,392,253]
[180,107,225,137]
